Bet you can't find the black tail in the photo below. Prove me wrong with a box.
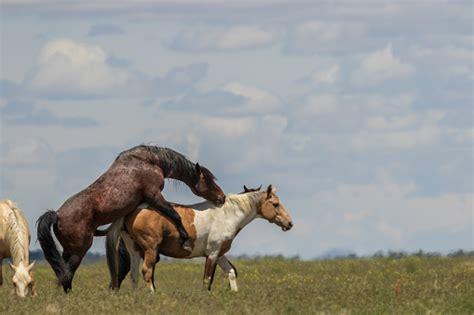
[105,233,118,289]
[117,239,131,287]
[105,234,131,289]
[36,211,68,284]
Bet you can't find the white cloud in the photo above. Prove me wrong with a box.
[303,93,338,116]
[285,20,369,54]
[27,39,131,97]
[408,44,474,80]
[1,138,54,168]
[316,170,472,245]
[352,44,415,86]
[366,114,417,130]
[351,127,441,150]
[310,64,339,85]
[168,26,274,51]
[224,83,279,112]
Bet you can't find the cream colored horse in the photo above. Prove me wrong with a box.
[105,185,293,292]
[0,200,36,297]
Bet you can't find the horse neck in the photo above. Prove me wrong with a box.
[6,209,29,265]
[208,192,261,232]
[164,167,195,189]
[154,153,196,188]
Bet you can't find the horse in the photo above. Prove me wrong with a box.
[105,185,293,292]
[37,145,225,293]
[0,200,36,297]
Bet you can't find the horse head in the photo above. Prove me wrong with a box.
[9,261,36,297]
[191,163,226,206]
[257,185,293,231]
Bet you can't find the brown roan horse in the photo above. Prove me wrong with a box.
[37,145,225,292]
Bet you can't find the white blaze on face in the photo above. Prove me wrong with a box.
[11,261,34,298]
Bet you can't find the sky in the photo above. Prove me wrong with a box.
[0,1,472,259]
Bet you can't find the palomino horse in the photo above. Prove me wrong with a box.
[0,200,36,297]
[37,145,225,293]
[106,185,293,292]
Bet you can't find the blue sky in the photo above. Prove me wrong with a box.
[1,1,472,259]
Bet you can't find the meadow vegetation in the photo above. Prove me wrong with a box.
[0,256,472,314]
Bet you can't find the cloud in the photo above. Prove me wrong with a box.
[223,83,279,112]
[284,20,371,54]
[26,39,132,98]
[309,64,339,85]
[1,100,99,127]
[166,26,274,52]
[161,90,244,112]
[88,23,124,37]
[15,40,209,100]
[1,138,54,168]
[351,110,446,150]
[408,44,473,80]
[351,44,415,86]
[302,93,338,116]
[160,83,279,114]
[316,170,472,248]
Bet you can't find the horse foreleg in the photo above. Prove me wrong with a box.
[217,256,238,292]
[0,259,3,286]
[142,249,157,292]
[203,254,218,291]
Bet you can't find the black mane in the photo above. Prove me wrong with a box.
[117,145,216,181]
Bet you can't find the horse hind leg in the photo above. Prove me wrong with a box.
[217,256,238,292]
[0,259,3,286]
[61,234,93,293]
[142,249,157,292]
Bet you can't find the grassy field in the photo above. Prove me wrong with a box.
[0,256,473,314]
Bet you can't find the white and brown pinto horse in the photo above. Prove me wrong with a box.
[105,185,293,292]
[0,200,36,297]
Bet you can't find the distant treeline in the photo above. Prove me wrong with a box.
[26,249,473,262]
[226,249,474,260]
[29,250,104,263]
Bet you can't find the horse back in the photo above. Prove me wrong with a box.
[125,206,198,258]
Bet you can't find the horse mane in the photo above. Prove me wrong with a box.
[224,192,262,213]
[170,191,262,212]
[116,145,217,182]
[2,200,29,264]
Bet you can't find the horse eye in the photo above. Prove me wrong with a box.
[273,203,279,208]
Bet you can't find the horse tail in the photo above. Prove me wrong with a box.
[117,238,131,287]
[36,211,68,282]
[104,217,128,289]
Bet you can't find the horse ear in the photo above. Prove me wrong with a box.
[195,163,202,175]
[9,262,17,271]
[257,185,262,191]
[243,185,249,192]
[27,261,35,271]
[266,185,273,198]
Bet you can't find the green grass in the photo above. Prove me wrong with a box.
[1,257,473,314]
